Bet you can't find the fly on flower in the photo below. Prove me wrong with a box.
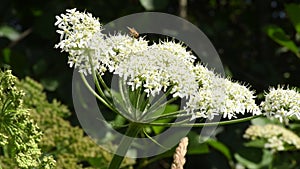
[127,26,139,38]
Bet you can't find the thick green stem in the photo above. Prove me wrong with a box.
[108,122,141,169]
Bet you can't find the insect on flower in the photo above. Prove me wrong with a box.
[127,26,139,38]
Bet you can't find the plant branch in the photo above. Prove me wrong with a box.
[108,122,142,169]
[145,115,263,127]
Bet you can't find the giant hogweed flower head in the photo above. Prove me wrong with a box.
[186,65,261,120]
[101,33,149,73]
[261,87,300,123]
[155,40,196,63]
[55,8,261,121]
[153,41,198,98]
[54,8,106,75]
[54,9,150,75]
[54,8,101,48]
[115,41,198,98]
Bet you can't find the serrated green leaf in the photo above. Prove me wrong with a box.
[265,25,300,58]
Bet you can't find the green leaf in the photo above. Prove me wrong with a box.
[0,25,20,41]
[110,115,127,128]
[285,4,300,33]
[235,153,261,169]
[206,139,232,161]
[187,132,210,155]
[259,149,273,167]
[244,139,266,148]
[235,149,273,169]
[139,0,170,11]
[161,104,179,115]
[151,118,170,134]
[151,104,178,134]
[265,25,300,58]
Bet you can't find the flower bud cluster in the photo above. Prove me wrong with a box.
[244,124,300,151]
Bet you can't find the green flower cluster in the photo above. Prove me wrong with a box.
[0,70,134,168]
[0,70,55,168]
[17,76,135,168]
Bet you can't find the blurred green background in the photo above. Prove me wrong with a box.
[1,0,300,168]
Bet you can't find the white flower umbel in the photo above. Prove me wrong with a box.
[114,42,198,98]
[155,40,196,63]
[54,8,106,75]
[102,33,149,73]
[187,65,261,120]
[261,87,300,123]
[244,124,300,152]
[151,41,198,98]
[54,9,270,169]
[55,9,263,122]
